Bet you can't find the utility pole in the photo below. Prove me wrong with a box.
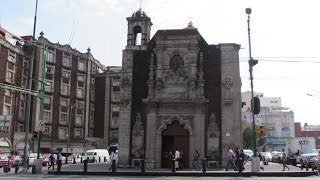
[245,7,260,172]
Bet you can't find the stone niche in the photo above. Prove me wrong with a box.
[207,113,220,161]
[131,113,144,159]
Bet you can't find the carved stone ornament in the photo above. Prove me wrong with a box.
[121,76,131,87]
[207,113,219,138]
[188,79,197,90]
[222,77,233,89]
[121,98,130,108]
[155,78,164,90]
[133,113,144,136]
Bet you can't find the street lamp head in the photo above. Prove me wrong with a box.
[245,8,252,15]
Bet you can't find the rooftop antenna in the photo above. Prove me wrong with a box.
[68,20,78,46]
[139,0,142,9]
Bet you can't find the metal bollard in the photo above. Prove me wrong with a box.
[111,160,116,172]
[104,157,106,162]
[202,158,206,173]
[66,157,68,164]
[73,157,76,164]
[83,160,88,172]
[171,159,176,173]
[87,157,89,163]
[81,157,83,163]
[15,165,19,174]
[141,159,145,173]
[99,157,101,162]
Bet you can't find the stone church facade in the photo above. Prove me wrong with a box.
[118,9,242,168]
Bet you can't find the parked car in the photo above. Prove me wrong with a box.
[67,153,83,163]
[0,155,22,167]
[28,153,40,166]
[295,149,319,169]
[11,155,22,167]
[82,149,110,163]
[0,156,10,168]
[271,151,282,162]
[259,152,272,164]
[243,149,254,161]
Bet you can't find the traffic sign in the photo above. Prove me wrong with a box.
[39,120,45,131]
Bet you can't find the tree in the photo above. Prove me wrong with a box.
[242,120,254,149]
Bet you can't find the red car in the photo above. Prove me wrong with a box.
[0,155,21,167]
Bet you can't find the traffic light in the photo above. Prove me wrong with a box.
[255,125,264,135]
[33,131,38,138]
[251,96,261,114]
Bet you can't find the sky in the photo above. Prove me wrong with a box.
[1,0,320,126]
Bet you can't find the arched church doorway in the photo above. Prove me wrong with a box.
[161,120,189,168]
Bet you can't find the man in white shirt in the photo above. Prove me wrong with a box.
[175,148,180,170]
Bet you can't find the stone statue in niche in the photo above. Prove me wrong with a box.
[121,76,131,88]
[155,78,164,90]
[207,113,220,161]
[131,113,144,158]
[222,76,233,104]
[207,113,219,138]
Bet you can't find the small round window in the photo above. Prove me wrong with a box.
[170,55,184,73]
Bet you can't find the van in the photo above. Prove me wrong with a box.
[83,149,109,163]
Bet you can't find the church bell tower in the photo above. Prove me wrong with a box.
[118,9,152,166]
[126,9,152,47]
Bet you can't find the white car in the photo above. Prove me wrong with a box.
[28,153,41,166]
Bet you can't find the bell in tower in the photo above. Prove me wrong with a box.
[126,8,152,47]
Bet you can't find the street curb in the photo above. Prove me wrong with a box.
[48,171,318,177]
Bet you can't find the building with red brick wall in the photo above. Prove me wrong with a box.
[295,122,320,149]
[0,27,105,155]
[0,27,30,154]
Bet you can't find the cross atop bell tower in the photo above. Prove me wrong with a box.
[126,9,152,47]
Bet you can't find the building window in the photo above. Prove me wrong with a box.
[22,60,28,87]
[112,93,120,102]
[18,124,24,132]
[110,130,118,143]
[43,126,51,134]
[44,81,53,92]
[60,99,68,124]
[170,54,184,73]
[76,88,84,98]
[8,53,16,64]
[44,96,52,104]
[78,61,85,71]
[77,74,84,87]
[61,84,70,96]
[89,130,93,137]
[6,69,14,83]
[3,90,12,115]
[47,51,55,63]
[43,110,52,123]
[46,65,54,80]
[62,70,70,80]
[75,115,83,126]
[74,128,83,138]
[63,56,71,67]
[58,128,67,139]
[19,94,26,121]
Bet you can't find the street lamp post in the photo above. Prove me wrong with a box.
[245,8,260,172]
[67,105,75,162]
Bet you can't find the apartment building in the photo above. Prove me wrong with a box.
[0,27,29,154]
[0,27,105,155]
[94,66,121,148]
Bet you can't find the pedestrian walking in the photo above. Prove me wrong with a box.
[108,151,118,171]
[281,149,290,171]
[179,150,184,170]
[235,148,243,172]
[48,153,55,170]
[174,148,180,171]
[192,150,200,170]
[57,150,62,171]
[226,147,236,171]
